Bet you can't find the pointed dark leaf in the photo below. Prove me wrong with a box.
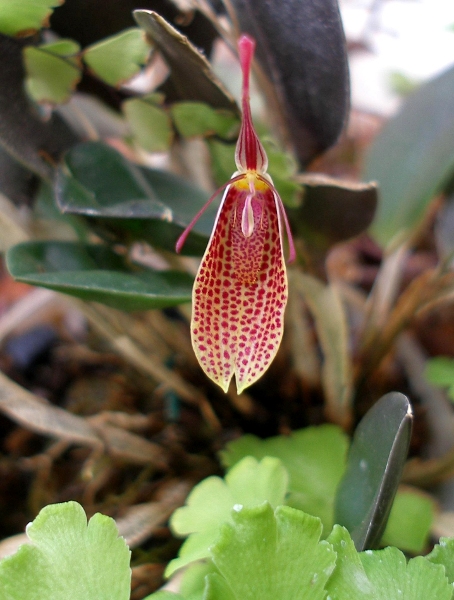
[290,174,377,249]
[6,241,193,311]
[55,141,214,255]
[133,10,238,114]
[364,65,454,246]
[230,0,350,166]
[334,392,413,550]
[0,34,78,179]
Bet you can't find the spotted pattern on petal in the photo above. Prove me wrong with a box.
[191,176,288,394]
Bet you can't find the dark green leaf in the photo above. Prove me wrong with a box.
[230,0,350,165]
[290,174,378,250]
[55,141,215,255]
[6,241,193,311]
[0,34,78,179]
[133,10,238,114]
[334,392,413,550]
[364,65,454,246]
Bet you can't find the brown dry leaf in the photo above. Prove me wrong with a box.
[116,480,192,548]
[0,370,102,448]
[292,271,353,429]
[0,370,170,466]
[90,421,168,468]
[133,10,238,113]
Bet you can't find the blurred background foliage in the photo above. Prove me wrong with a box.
[0,1,454,598]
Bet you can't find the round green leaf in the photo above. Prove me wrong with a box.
[0,501,131,600]
[83,28,151,87]
[123,97,173,153]
[0,0,61,36]
[24,40,81,104]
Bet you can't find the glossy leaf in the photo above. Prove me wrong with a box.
[0,501,131,600]
[220,425,348,533]
[166,456,288,576]
[6,241,193,311]
[23,40,81,104]
[207,504,336,600]
[290,174,378,250]
[133,10,238,113]
[55,141,214,254]
[334,392,413,550]
[83,28,150,87]
[171,102,238,139]
[0,0,60,36]
[123,97,173,152]
[364,65,454,246]
[0,34,78,179]
[230,0,349,165]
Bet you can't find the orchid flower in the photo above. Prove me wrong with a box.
[176,34,295,394]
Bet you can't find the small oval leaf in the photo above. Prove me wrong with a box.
[334,392,413,550]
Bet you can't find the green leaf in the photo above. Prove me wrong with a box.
[165,456,288,576]
[334,392,413,550]
[0,0,61,36]
[133,10,238,113]
[327,526,453,600]
[219,425,348,533]
[290,174,377,251]
[425,356,454,401]
[0,501,131,600]
[83,28,150,87]
[123,97,173,153]
[381,488,434,553]
[143,594,185,600]
[207,504,336,600]
[0,35,78,180]
[364,65,454,246]
[360,547,452,600]
[23,40,81,104]
[171,102,238,139]
[6,241,193,311]
[326,525,376,599]
[207,139,236,186]
[229,0,349,166]
[55,141,214,255]
[427,537,454,583]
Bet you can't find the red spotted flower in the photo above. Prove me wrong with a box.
[176,34,295,394]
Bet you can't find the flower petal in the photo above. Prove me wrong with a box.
[191,177,288,393]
